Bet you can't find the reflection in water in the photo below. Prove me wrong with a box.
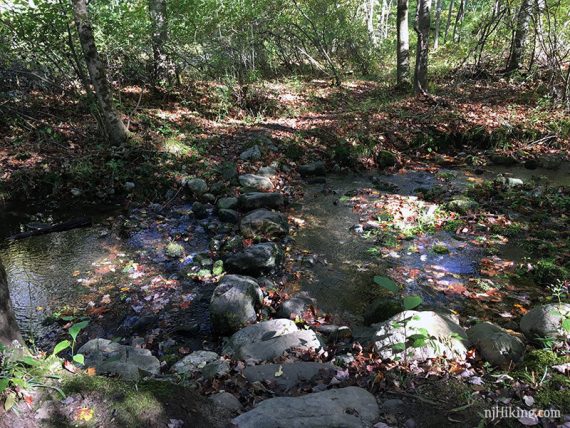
[0,228,111,340]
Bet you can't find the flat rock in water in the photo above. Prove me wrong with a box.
[224,242,283,275]
[467,322,525,366]
[210,392,242,413]
[217,197,239,210]
[240,209,289,238]
[243,362,336,390]
[520,303,570,342]
[238,192,284,211]
[372,311,469,362]
[209,275,263,335]
[239,174,274,191]
[78,338,160,381]
[277,293,316,319]
[232,386,380,427]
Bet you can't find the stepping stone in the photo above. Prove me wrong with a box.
[78,339,160,381]
[240,209,289,238]
[232,386,380,427]
[225,319,298,355]
[234,329,321,362]
[243,362,336,390]
[239,174,274,191]
[238,192,284,211]
[225,242,283,275]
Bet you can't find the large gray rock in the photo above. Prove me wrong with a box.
[239,174,274,192]
[235,330,322,362]
[225,242,283,275]
[277,293,316,319]
[217,197,239,210]
[467,322,525,366]
[299,161,326,177]
[240,145,262,161]
[238,192,284,211]
[240,209,289,238]
[209,392,242,413]
[186,178,209,195]
[78,339,160,381]
[218,209,240,224]
[210,275,263,335]
[243,362,336,390]
[258,166,278,178]
[372,311,469,362]
[446,198,479,214]
[171,350,219,375]
[232,386,380,427]
[520,303,570,342]
[225,319,298,355]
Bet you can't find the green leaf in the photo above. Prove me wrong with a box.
[373,275,399,293]
[4,393,16,411]
[72,354,85,365]
[562,318,570,332]
[392,342,406,352]
[0,378,10,393]
[69,320,89,342]
[53,340,71,356]
[17,356,40,367]
[403,295,423,310]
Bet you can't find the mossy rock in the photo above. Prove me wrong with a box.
[376,150,397,168]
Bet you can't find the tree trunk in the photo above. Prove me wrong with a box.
[444,0,455,42]
[0,258,23,347]
[414,0,432,93]
[396,0,410,86]
[506,0,531,72]
[367,0,377,46]
[149,0,168,86]
[434,0,443,48]
[452,0,465,42]
[71,0,128,145]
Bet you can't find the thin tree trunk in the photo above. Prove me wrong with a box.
[452,0,465,42]
[414,0,432,93]
[149,0,168,86]
[434,0,443,48]
[0,259,23,347]
[506,0,531,72]
[444,0,455,42]
[396,0,410,86]
[367,0,377,46]
[71,0,128,145]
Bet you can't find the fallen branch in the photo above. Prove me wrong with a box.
[8,217,92,240]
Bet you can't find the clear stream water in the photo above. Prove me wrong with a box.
[1,163,568,340]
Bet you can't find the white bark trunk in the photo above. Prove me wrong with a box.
[396,0,410,85]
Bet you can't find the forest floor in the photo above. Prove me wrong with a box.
[1,76,569,427]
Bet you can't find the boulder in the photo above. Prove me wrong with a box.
[277,293,316,319]
[299,161,326,177]
[238,192,284,211]
[192,201,209,219]
[371,311,469,362]
[225,242,283,275]
[240,145,262,161]
[209,392,242,413]
[239,174,274,192]
[186,178,209,195]
[446,198,479,214]
[467,322,525,366]
[258,166,278,178]
[78,339,160,381]
[520,303,570,342]
[240,209,289,238]
[243,362,336,390]
[225,319,298,354]
[217,197,239,210]
[232,386,380,428]
[210,275,263,335]
[377,150,397,168]
[218,209,240,224]
[171,350,219,375]
[234,329,321,362]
